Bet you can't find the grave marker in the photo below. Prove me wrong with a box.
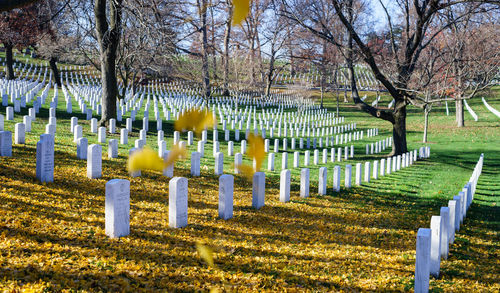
[169,177,188,228]
[87,144,102,179]
[35,134,54,182]
[280,170,291,203]
[105,179,130,238]
[300,168,310,198]
[219,174,234,220]
[252,172,265,209]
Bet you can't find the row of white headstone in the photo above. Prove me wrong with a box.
[365,137,391,154]
[104,147,430,238]
[413,153,484,293]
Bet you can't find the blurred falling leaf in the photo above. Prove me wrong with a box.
[196,241,214,267]
[232,0,251,26]
[127,144,187,173]
[247,133,265,172]
[164,144,187,167]
[128,147,165,173]
[236,163,255,180]
[175,109,217,135]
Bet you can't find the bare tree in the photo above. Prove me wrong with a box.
[282,0,496,155]
[95,0,123,125]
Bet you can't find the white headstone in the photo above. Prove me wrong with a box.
[77,137,88,160]
[162,150,173,178]
[6,106,14,120]
[105,179,130,238]
[430,216,442,277]
[355,163,362,186]
[252,172,265,209]
[415,228,431,293]
[215,152,224,175]
[280,169,291,203]
[120,128,128,144]
[71,117,78,133]
[218,174,234,220]
[23,116,31,132]
[98,127,106,143]
[333,165,341,192]
[87,144,102,179]
[91,118,98,133]
[234,153,242,174]
[169,177,188,228]
[282,152,288,170]
[440,207,449,260]
[14,123,25,144]
[267,152,275,171]
[448,200,457,244]
[345,164,352,188]
[364,162,371,183]
[108,139,118,158]
[35,134,54,182]
[191,151,201,176]
[318,167,327,195]
[109,118,116,134]
[300,168,310,198]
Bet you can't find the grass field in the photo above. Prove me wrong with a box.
[0,57,499,291]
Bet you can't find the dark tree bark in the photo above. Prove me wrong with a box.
[264,50,275,96]
[198,0,211,98]
[393,99,408,154]
[222,1,232,96]
[49,56,61,87]
[95,0,122,126]
[5,43,14,80]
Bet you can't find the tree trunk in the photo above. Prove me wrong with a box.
[222,1,232,97]
[199,0,211,98]
[265,45,275,96]
[210,1,217,82]
[5,44,15,80]
[456,98,464,127]
[336,88,340,117]
[49,57,61,87]
[95,0,122,126]
[100,50,118,125]
[423,107,429,143]
[345,0,358,101]
[391,99,408,156]
[320,85,324,108]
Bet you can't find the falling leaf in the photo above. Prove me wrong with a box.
[174,109,217,135]
[128,147,165,173]
[164,144,187,167]
[247,133,265,172]
[196,241,214,267]
[127,145,187,173]
[236,163,255,180]
[232,0,251,26]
